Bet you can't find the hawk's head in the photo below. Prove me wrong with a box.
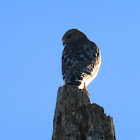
[62,29,87,46]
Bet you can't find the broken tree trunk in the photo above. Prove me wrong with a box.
[52,85,116,140]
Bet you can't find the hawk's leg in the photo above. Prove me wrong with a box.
[82,82,90,96]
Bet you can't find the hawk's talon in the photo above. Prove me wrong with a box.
[82,82,90,96]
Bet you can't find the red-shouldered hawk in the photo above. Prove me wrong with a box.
[62,29,101,95]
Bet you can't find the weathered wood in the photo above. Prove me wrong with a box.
[52,85,116,140]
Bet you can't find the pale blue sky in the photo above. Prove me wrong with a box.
[0,0,140,140]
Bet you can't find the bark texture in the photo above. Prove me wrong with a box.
[52,85,116,140]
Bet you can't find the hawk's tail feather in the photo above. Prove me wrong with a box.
[65,80,81,87]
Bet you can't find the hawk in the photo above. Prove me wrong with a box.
[62,29,101,95]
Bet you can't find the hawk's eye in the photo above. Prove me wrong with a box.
[67,34,72,39]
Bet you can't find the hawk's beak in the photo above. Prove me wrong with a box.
[63,39,66,46]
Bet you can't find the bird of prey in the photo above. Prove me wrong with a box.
[62,29,101,95]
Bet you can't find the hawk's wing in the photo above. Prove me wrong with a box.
[62,39,100,86]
